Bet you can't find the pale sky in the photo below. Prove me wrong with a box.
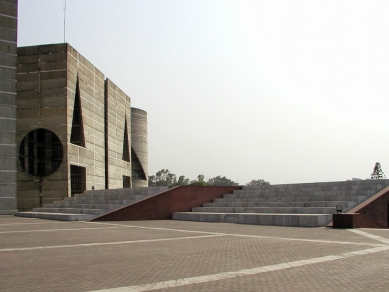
[17,0,389,185]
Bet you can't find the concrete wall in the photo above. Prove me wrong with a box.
[67,44,106,193]
[0,0,17,214]
[105,79,131,189]
[131,107,148,187]
[17,44,107,209]
[17,44,69,210]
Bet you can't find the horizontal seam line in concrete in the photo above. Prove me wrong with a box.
[86,222,381,247]
[89,244,389,292]
[17,69,67,74]
[0,234,223,252]
[0,64,16,69]
[0,91,16,94]
[0,13,17,19]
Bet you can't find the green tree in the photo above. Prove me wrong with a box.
[148,169,177,187]
[207,175,238,186]
[246,179,270,186]
[148,169,190,188]
[190,174,208,186]
[172,175,190,187]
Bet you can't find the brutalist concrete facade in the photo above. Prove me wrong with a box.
[105,79,131,189]
[0,0,18,214]
[16,43,148,211]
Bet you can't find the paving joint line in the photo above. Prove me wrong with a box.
[0,226,127,234]
[0,234,223,252]
[89,244,389,292]
[348,229,389,245]
[86,221,383,247]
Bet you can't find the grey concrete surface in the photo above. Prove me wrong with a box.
[0,0,17,215]
[1,215,389,291]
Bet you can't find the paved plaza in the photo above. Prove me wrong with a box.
[1,216,389,291]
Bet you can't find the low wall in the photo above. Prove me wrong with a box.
[333,213,386,228]
[90,185,241,221]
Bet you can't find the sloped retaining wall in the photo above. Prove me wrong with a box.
[333,186,389,228]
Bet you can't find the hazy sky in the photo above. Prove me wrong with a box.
[17,0,389,184]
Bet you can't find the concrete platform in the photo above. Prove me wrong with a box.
[173,212,333,227]
[2,215,389,291]
[191,206,337,214]
[14,212,95,221]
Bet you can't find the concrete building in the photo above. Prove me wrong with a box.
[0,0,18,214]
[16,43,148,211]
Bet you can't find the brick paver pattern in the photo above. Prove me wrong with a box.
[1,216,389,291]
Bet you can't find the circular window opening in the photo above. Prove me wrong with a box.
[18,128,63,177]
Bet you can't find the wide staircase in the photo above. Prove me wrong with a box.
[15,186,168,221]
[173,180,389,227]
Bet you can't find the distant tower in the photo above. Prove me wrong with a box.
[371,162,386,180]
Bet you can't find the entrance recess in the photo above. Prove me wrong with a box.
[70,165,86,197]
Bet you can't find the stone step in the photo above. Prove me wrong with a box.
[225,192,368,199]
[172,181,389,227]
[191,206,337,214]
[72,193,154,200]
[172,212,333,227]
[14,186,169,222]
[32,208,106,215]
[241,183,387,191]
[44,203,121,210]
[54,198,135,205]
[203,201,351,208]
[80,186,168,198]
[233,191,378,199]
[213,195,366,202]
[14,212,95,221]
[238,186,380,192]
[230,190,358,196]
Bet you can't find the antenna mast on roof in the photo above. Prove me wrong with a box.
[63,0,66,43]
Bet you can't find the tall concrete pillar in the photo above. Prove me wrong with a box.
[0,0,18,214]
[131,107,148,187]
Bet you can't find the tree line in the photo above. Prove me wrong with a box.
[148,169,269,188]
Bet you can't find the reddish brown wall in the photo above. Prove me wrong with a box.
[351,192,389,227]
[90,185,241,221]
[333,186,389,228]
[333,213,386,229]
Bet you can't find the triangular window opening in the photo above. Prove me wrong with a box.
[70,79,85,147]
[122,118,130,162]
[131,147,147,180]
